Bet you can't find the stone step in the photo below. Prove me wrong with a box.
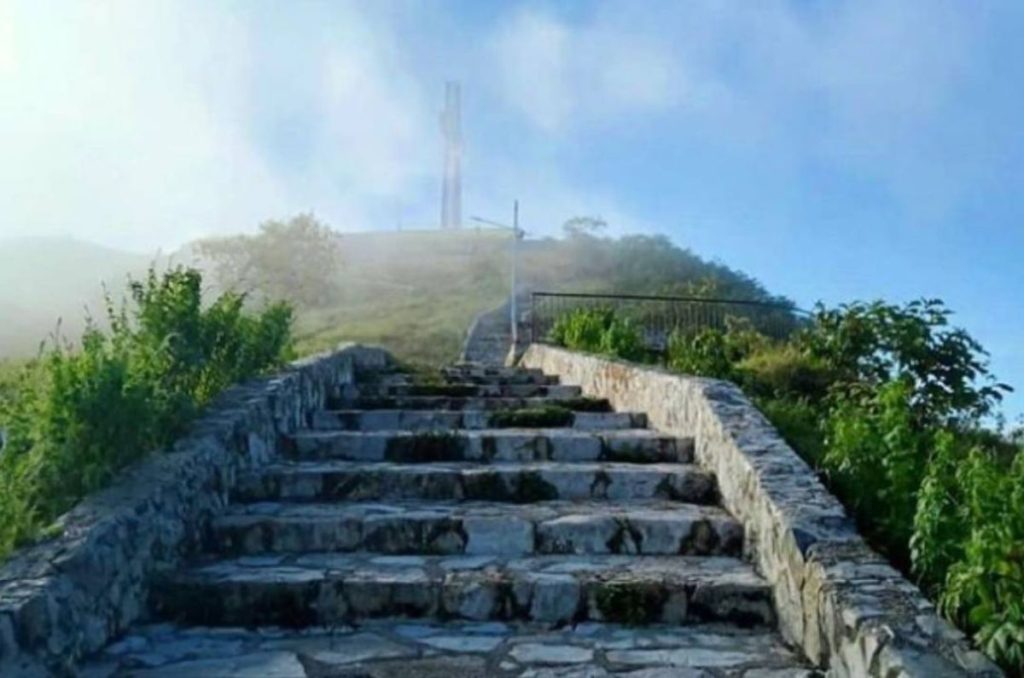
[332,395,612,412]
[234,461,717,504]
[311,409,648,432]
[444,371,559,385]
[208,500,743,558]
[84,620,814,677]
[152,553,775,628]
[443,366,546,380]
[350,383,583,399]
[284,429,693,464]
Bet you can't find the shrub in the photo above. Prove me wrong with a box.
[666,327,733,378]
[736,343,833,401]
[822,378,932,568]
[550,307,613,352]
[550,308,646,361]
[666,320,770,381]
[803,299,1010,425]
[915,439,1024,673]
[0,267,292,560]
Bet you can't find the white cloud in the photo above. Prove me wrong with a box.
[490,7,683,133]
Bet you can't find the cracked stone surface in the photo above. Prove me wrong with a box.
[285,428,693,464]
[208,499,743,556]
[311,409,649,432]
[81,621,816,677]
[152,552,775,627]
[233,460,717,504]
[69,362,827,677]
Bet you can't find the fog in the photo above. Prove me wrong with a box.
[2,0,1023,416]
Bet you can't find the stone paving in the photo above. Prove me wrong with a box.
[81,363,816,676]
[83,621,815,677]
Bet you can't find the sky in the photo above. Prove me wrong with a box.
[1,0,1022,419]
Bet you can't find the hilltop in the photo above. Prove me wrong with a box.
[0,225,784,365]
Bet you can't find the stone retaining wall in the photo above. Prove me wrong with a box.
[0,344,391,677]
[520,344,1000,677]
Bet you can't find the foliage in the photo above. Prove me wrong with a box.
[0,267,292,560]
[735,343,833,401]
[196,213,343,308]
[562,216,608,239]
[548,299,1023,672]
[550,308,646,362]
[804,300,1009,424]
[665,319,771,381]
[915,439,1024,674]
[823,379,931,566]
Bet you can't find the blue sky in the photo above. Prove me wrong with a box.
[1,0,1022,419]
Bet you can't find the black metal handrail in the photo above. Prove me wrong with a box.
[530,291,811,349]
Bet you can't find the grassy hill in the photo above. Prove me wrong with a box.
[0,227,784,367]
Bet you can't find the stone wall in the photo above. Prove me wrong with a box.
[0,344,392,677]
[520,344,1000,677]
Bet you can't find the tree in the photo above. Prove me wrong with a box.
[196,214,343,307]
[562,216,608,239]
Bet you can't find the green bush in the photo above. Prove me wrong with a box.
[914,437,1024,673]
[666,327,734,378]
[550,307,613,351]
[549,298,1023,672]
[736,343,833,401]
[549,308,646,361]
[0,267,292,560]
[822,378,932,568]
[666,319,771,381]
[803,299,1009,424]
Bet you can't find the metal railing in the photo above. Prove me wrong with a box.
[530,291,811,351]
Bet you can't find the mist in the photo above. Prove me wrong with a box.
[2,0,1023,417]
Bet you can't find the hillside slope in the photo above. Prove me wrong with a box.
[0,229,785,367]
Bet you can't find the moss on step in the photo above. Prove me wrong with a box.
[594,581,667,625]
[489,405,574,428]
[403,384,479,397]
[560,397,613,413]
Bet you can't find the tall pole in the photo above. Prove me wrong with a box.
[439,82,462,230]
[510,200,519,347]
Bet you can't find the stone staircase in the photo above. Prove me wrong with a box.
[83,364,816,677]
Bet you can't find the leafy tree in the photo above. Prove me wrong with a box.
[197,213,343,307]
[562,216,608,239]
[803,299,1010,425]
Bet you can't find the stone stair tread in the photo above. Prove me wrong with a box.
[247,460,709,473]
[173,551,767,588]
[294,428,671,440]
[153,553,775,628]
[233,460,717,504]
[354,383,583,398]
[337,395,612,412]
[285,428,692,464]
[84,620,814,677]
[209,499,743,557]
[312,409,648,432]
[218,498,729,518]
